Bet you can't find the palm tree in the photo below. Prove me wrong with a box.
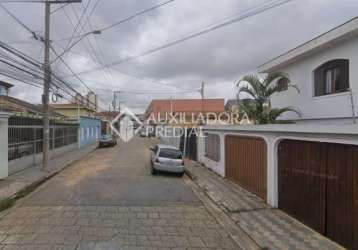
[237,72,300,124]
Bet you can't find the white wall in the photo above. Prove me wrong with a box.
[199,126,358,208]
[271,36,358,123]
[8,143,78,175]
[197,132,226,177]
[0,113,10,179]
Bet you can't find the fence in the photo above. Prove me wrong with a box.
[8,116,78,163]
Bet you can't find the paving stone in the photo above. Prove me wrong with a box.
[0,139,242,250]
[186,160,344,250]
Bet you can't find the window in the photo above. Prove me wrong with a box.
[277,78,289,91]
[204,134,220,162]
[159,148,182,159]
[314,59,349,96]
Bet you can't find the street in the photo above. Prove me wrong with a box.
[0,137,239,250]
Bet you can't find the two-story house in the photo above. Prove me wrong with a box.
[192,17,358,249]
[259,16,358,124]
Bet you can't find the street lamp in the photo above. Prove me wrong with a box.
[50,30,101,64]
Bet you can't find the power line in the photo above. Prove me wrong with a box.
[0,1,48,3]
[0,2,109,109]
[0,4,39,40]
[0,39,104,110]
[100,0,176,33]
[0,56,76,102]
[53,0,177,42]
[52,41,197,91]
[96,89,199,95]
[50,2,69,14]
[88,0,100,16]
[79,1,116,84]
[49,44,110,108]
[60,0,91,62]
[56,5,112,84]
[66,0,294,77]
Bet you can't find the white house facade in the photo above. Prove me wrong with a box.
[194,124,358,249]
[181,16,358,249]
[259,16,358,124]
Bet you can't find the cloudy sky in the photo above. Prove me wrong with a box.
[0,0,357,113]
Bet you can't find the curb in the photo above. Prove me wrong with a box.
[185,163,265,250]
[184,167,195,181]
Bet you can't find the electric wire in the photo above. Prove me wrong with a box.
[66,0,294,77]
[0,3,109,109]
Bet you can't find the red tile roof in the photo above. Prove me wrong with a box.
[145,99,225,118]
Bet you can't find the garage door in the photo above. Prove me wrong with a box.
[225,135,267,200]
[278,140,358,249]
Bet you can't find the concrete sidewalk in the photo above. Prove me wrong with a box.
[0,144,97,200]
[185,160,343,250]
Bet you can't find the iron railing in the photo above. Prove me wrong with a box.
[8,116,78,161]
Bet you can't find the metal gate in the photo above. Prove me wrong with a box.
[225,135,267,200]
[278,140,358,249]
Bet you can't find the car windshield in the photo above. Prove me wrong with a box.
[159,148,182,159]
[101,135,112,140]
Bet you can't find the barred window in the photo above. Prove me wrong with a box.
[204,134,220,162]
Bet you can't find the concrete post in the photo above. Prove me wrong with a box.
[266,135,278,208]
[0,112,11,179]
[219,132,226,177]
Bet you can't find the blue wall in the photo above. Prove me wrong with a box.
[79,117,101,148]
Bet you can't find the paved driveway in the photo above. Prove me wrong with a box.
[0,137,239,249]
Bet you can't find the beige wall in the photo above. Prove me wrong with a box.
[54,108,93,119]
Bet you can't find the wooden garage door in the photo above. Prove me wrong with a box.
[225,135,267,200]
[278,140,358,249]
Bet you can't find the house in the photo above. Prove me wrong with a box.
[96,111,120,135]
[51,103,96,119]
[146,98,225,160]
[51,92,99,119]
[0,81,13,96]
[52,93,101,149]
[0,81,64,118]
[164,17,358,249]
[78,116,101,149]
[259,16,358,124]
[145,98,225,124]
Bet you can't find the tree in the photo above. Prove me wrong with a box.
[237,72,300,124]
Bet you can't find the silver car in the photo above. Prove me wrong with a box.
[150,144,184,176]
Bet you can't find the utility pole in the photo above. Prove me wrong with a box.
[170,96,173,115]
[41,0,82,171]
[112,91,124,133]
[200,81,205,125]
[200,81,205,99]
[41,1,51,171]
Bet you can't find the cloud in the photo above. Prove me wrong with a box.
[0,0,357,111]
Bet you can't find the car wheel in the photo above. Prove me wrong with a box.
[151,166,157,175]
[178,172,184,177]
